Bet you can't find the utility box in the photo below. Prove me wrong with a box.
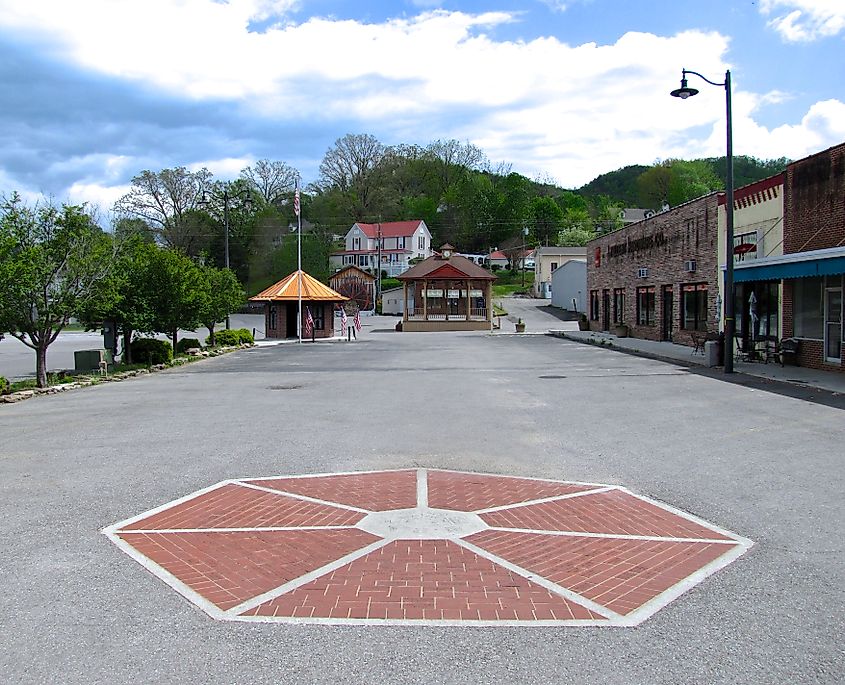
[74,349,112,372]
[704,340,719,368]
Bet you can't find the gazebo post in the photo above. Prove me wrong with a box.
[403,281,408,323]
[465,279,471,321]
[423,279,428,321]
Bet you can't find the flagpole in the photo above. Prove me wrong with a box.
[296,179,302,344]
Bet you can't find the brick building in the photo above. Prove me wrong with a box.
[586,193,720,345]
[733,143,844,371]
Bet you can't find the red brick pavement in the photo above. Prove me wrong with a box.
[118,529,378,610]
[239,539,606,621]
[480,488,733,540]
[246,470,418,511]
[467,529,735,615]
[426,470,596,512]
[120,483,363,531]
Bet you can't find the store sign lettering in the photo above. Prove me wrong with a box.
[607,232,668,258]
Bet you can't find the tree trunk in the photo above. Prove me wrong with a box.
[207,325,216,347]
[122,328,133,364]
[35,343,48,388]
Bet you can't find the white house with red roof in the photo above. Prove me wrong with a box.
[330,220,433,277]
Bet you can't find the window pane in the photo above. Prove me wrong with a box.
[794,277,824,338]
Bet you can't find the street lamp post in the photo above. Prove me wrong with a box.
[671,68,735,373]
[201,185,252,329]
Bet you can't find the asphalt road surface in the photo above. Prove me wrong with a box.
[0,311,842,684]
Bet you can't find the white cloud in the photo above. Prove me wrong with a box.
[0,2,842,194]
[759,0,845,41]
[539,1,569,12]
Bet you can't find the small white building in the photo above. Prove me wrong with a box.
[551,261,587,313]
[380,287,405,315]
[533,246,587,298]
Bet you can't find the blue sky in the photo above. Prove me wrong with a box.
[0,0,843,214]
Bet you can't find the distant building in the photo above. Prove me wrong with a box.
[551,261,587,313]
[330,220,433,277]
[533,246,587,298]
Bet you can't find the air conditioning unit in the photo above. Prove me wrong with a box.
[684,259,697,273]
[637,267,649,278]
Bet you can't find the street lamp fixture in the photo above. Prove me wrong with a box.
[200,185,252,329]
[670,67,735,373]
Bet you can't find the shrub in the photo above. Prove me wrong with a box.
[130,338,173,365]
[176,338,202,354]
[235,328,254,345]
[0,376,9,395]
[208,329,240,347]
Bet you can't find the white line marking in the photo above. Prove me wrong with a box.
[453,538,624,622]
[474,486,616,514]
[101,479,236,534]
[417,468,428,508]
[234,480,371,514]
[239,467,417,482]
[102,530,228,621]
[230,615,615,627]
[485,527,740,545]
[118,526,357,534]
[225,537,394,617]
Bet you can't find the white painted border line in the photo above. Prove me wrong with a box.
[101,479,236,534]
[615,487,754,546]
[120,526,357,534]
[103,530,228,621]
[453,538,624,622]
[229,615,616,627]
[417,468,428,508]
[225,537,394,617]
[485,527,741,545]
[621,536,754,626]
[235,480,371,514]
[426,467,613,490]
[474,486,616,514]
[239,467,419,482]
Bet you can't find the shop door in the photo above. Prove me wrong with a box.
[285,304,298,339]
[824,287,842,363]
[661,286,674,341]
[602,290,610,331]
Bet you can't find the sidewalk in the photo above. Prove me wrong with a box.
[550,329,845,396]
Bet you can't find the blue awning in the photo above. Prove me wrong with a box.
[733,254,845,283]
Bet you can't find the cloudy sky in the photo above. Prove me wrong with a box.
[1,0,843,212]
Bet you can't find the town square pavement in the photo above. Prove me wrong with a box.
[0,316,842,684]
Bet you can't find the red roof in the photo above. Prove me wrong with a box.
[397,254,497,281]
[354,221,425,239]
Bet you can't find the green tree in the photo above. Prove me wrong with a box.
[269,234,333,285]
[557,227,595,246]
[529,196,565,246]
[0,195,114,387]
[198,267,246,347]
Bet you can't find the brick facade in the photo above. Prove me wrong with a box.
[587,193,719,346]
[781,143,845,371]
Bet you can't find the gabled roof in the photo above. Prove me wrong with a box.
[250,270,347,302]
[330,265,376,282]
[397,254,497,281]
[353,220,426,239]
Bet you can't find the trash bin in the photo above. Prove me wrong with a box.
[704,340,719,367]
[780,337,799,365]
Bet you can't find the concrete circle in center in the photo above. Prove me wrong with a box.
[357,507,488,539]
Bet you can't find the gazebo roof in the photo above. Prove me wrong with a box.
[397,253,497,281]
[250,270,347,302]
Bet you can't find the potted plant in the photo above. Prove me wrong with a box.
[515,318,526,333]
[577,314,590,331]
[610,323,629,337]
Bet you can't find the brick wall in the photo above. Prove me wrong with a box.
[587,193,720,346]
[782,143,845,371]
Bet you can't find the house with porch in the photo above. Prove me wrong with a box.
[330,220,433,277]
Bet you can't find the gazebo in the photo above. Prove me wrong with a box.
[396,245,497,332]
[250,270,347,339]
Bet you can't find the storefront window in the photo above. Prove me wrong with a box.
[590,290,600,321]
[636,287,655,326]
[794,277,824,339]
[681,283,708,331]
[613,288,625,324]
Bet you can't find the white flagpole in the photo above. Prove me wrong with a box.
[296,180,302,344]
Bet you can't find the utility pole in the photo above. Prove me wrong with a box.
[376,219,382,306]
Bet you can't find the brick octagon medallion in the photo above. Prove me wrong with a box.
[102,469,753,626]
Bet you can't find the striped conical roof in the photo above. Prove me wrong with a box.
[250,270,347,302]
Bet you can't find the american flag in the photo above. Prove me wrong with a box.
[353,308,362,332]
[293,187,300,217]
[340,306,348,332]
[304,307,314,337]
